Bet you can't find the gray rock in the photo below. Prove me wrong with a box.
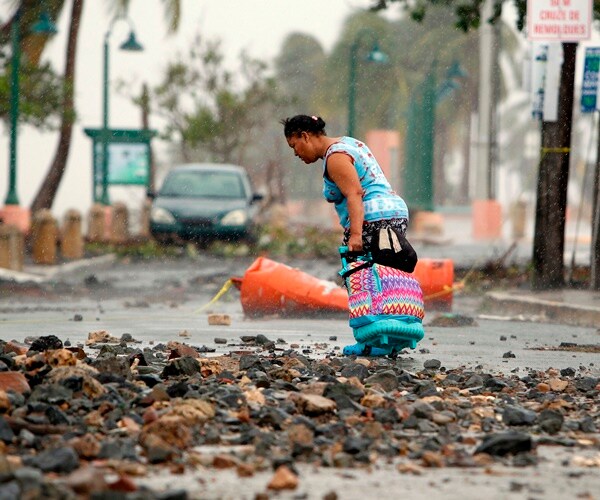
[474,432,532,456]
[502,405,537,426]
[465,374,483,388]
[0,417,14,444]
[411,400,436,419]
[239,355,262,371]
[0,481,20,500]
[574,377,598,392]
[423,359,441,370]
[161,356,201,378]
[340,363,370,382]
[22,446,80,473]
[537,409,564,434]
[364,370,398,392]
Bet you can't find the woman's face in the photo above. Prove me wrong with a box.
[287,132,318,164]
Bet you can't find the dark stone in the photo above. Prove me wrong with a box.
[465,374,484,388]
[93,356,131,380]
[99,439,138,460]
[411,400,435,419]
[324,383,364,402]
[0,481,20,500]
[414,380,437,397]
[29,384,72,405]
[474,432,532,456]
[502,405,537,426]
[537,409,564,434]
[579,416,597,433]
[343,436,371,455]
[0,417,15,443]
[502,351,516,359]
[373,407,400,424]
[45,406,69,426]
[423,359,441,370]
[340,363,369,382]
[156,490,188,500]
[60,376,83,392]
[255,334,273,345]
[484,377,509,391]
[166,381,189,398]
[214,338,227,344]
[560,367,576,377]
[574,377,598,392]
[22,446,80,473]
[137,374,162,388]
[239,355,262,371]
[161,357,201,378]
[28,335,63,353]
[364,370,398,392]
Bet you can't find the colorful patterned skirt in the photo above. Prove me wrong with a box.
[340,251,425,351]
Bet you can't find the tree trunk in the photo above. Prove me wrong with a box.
[532,42,577,290]
[30,0,83,214]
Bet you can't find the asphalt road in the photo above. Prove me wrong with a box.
[1,254,600,499]
[1,255,598,375]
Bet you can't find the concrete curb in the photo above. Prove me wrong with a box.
[484,290,600,328]
[0,254,117,284]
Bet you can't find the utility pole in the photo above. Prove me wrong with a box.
[591,117,600,289]
[472,0,502,240]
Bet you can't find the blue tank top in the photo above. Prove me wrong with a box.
[322,137,408,228]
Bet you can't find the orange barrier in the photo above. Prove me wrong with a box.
[233,256,454,317]
[233,257,348,317]
[412,258,454,310]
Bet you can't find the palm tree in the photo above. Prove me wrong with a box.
[29,0,181,212]
[30,0,83,213]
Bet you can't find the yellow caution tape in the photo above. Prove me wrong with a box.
[194,279,234,314]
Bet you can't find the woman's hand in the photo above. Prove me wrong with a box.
[347,233,363,252]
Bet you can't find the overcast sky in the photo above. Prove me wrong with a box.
[0,0,388,217]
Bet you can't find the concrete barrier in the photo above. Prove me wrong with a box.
[31,209,57,265]
[87,204,106,243]
[111,202,129,243]
[0,224,24,271]
[61,209,84,259]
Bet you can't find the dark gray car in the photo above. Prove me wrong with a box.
[148,163,263,243]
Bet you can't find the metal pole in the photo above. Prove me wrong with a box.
[5,9,22,205]
[100,34,111,206]
[347,41,358,137]
[420,64,437,211]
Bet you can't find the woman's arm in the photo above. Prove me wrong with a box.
[327,152,364,251]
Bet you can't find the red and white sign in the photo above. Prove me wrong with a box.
[527,0,592,41]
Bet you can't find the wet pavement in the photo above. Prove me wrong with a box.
[0,249,599,499]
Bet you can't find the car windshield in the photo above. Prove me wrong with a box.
[160,170,247,199]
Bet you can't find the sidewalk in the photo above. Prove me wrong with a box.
[412,211,600,329]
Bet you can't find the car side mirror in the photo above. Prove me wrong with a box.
[251,193,264,204]
[147,190,156,200]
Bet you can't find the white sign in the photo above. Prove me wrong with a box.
[527,0,592,41]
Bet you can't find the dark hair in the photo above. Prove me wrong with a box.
[281,115,326,137]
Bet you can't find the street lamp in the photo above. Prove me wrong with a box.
[347,29,389,138]
[403,60,467,211]
[99,16,144,206]
[3,7,57,229]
